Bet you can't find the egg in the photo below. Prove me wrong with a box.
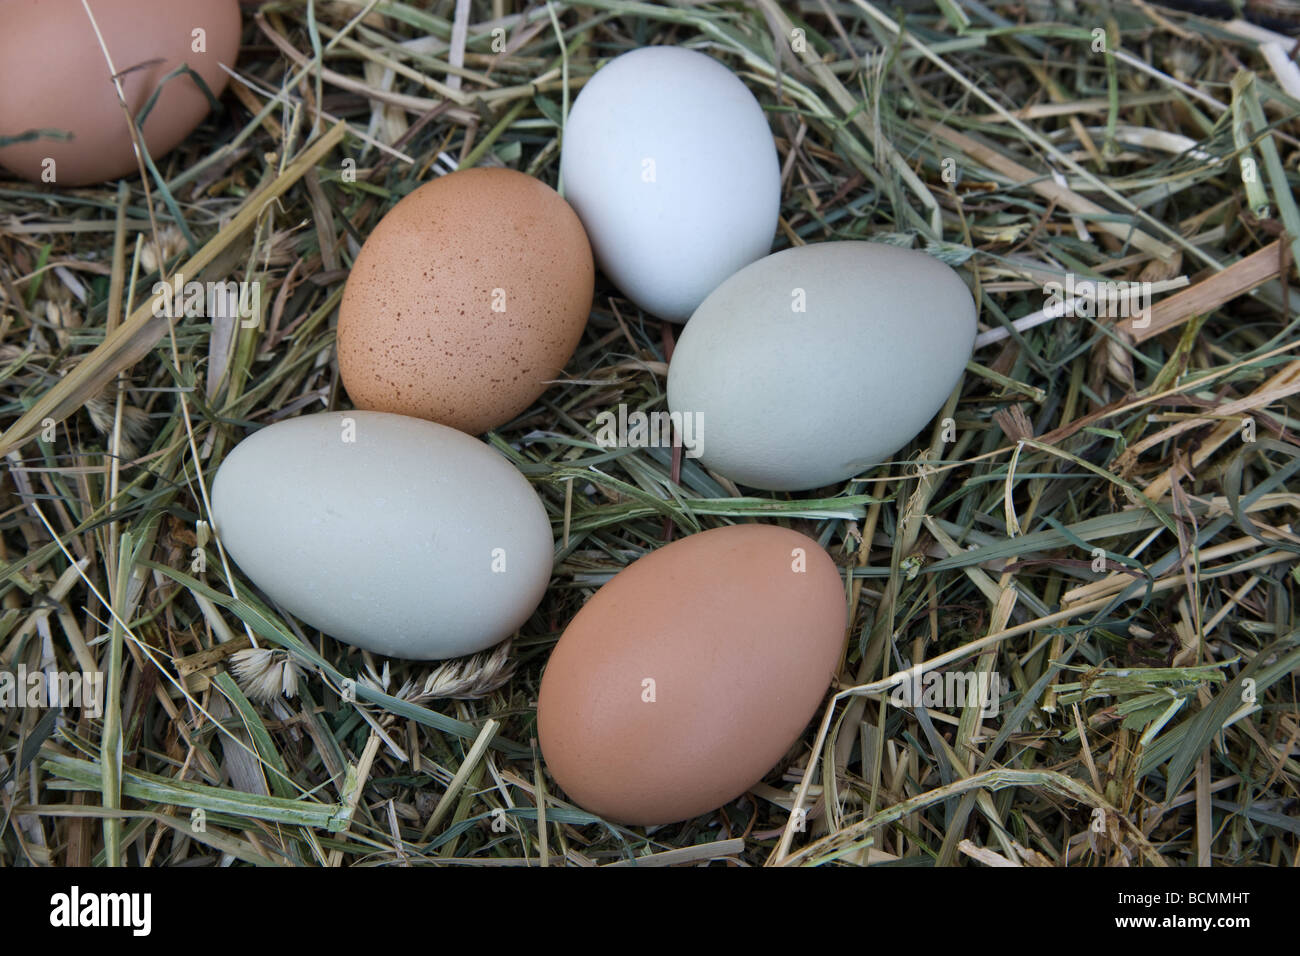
[0,0,240,186]
[336,168,594,435]
[667,242,977,491]
[538,524,845,826]
[211,411,553,661]
[559,46,780,322]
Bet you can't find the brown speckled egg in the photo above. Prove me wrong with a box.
[0,0,241,186]
[337,168,594,435]
[537,523,848,826]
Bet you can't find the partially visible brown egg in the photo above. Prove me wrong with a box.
[337,167,594,435]
[0,0,241,186]
[537,523,848,826]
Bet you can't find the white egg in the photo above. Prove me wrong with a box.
[667,242,977,491]
[211,411,553,660]
[559,46,780,322]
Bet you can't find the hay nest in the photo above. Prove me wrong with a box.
[2,1,1298,866]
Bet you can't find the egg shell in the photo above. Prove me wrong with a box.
[559,46,780,322]
[0,0,240,186]
[537,523,846,826]
[667,242,977,491]
[337,168,594,435]
[211,411,553,660]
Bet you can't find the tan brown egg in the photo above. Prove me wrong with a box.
[537,523,847,826]
[0,0,241,186]
[337,167,594,435]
